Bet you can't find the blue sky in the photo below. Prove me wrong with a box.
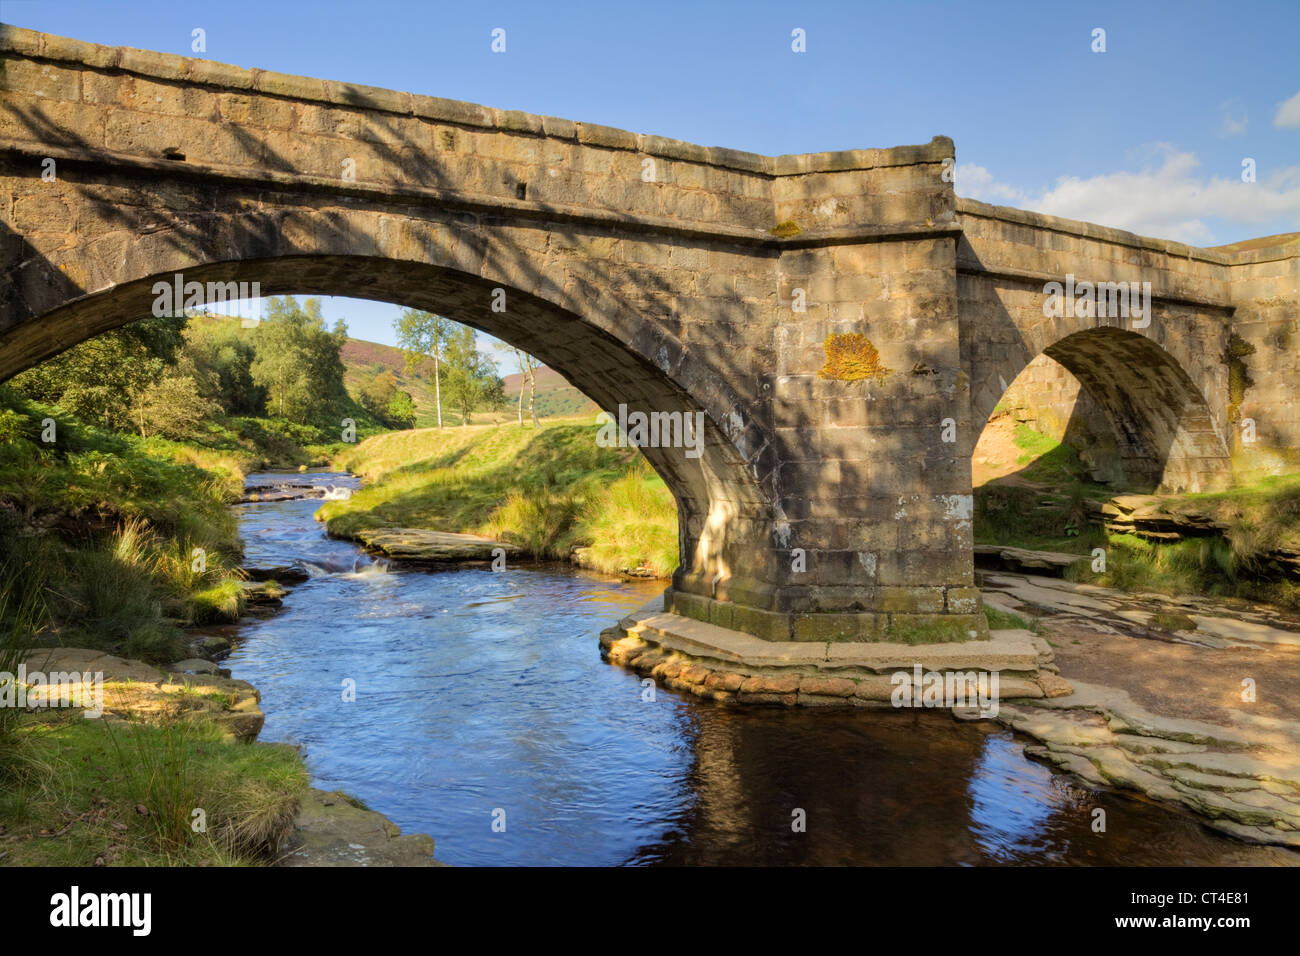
[7,0,1298,348]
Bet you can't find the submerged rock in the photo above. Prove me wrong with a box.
[244,565,312,585]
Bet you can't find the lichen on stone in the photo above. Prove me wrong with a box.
[1221,332,1256,421]
[818,332,893,382]
[769,220,802,238]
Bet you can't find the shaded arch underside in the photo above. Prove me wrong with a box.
[1,252,780,600]
[981,327,1231,494]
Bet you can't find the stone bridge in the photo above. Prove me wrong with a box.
[2,26,1296,645]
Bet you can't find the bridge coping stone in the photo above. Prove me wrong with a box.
[0,23,953,177]
[957,197,1230,266]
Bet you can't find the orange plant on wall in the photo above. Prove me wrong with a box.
[817,333,893,382]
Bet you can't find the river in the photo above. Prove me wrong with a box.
[221,471,1294,866]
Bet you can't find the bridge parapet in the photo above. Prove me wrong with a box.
[2,24,1295,647]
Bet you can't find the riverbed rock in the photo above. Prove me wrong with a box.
[1002,681,1300,846]
[20,648,264,742]
[974,544,1085,576]
[239,580,284,610]
[244,565,311,585]
[279,789,444,866]
[167,658,220,675]
[197,635,232,657]
[351,527,523,563]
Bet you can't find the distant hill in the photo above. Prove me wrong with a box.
[342,338,595,425]
[502,366,598,419]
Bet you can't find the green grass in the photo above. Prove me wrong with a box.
[975,481,1109,553]
[0,710,307,865]
[322,416,680,577]
[980,421,1300,610]
[1065,532,1299,608]
[983,604,1044,634]
[1011,423,1095,485]
[0,389,250,662]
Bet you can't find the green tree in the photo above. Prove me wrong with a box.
[358,369,399,418]
[394,309,450,427]
[385,390,417,429]
[8,315,187,430]
[181,320,265,416]
[442,326,504,426]
[129,374,220,439]
[249,297,348,425]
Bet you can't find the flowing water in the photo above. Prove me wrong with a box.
[222,471,1296,866]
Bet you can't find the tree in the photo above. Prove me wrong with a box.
[358,369,399,418]
[355,369,415,429]
[442,326,503,425]
[249,296,349,425]
[181,319,265,416]
[394,309,450,428]
[129,374,220,439]
[8,315,187,430]
[494,341,540,427]
[385,390,417,429]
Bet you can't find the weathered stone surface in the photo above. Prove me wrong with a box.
[351,528,522,563]
[279,789,443,867]
[1,28,1294,643]
[1002,680,1300,846]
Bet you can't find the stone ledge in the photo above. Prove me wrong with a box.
[0,24,951,178]
[956,195,1232,265]
[1007,681,1300,846]
[622,603,1038,672]
[663,587,990,644]
[603,604,1055,711]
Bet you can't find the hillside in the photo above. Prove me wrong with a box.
[319,416,677,576]
[502,366,598,419]
[343,336,597,426]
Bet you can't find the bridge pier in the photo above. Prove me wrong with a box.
[1,26,1295,649]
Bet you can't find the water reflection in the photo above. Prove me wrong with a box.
[222,473,1297,867]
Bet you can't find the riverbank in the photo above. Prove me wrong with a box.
[209,468,1299,863]
[319,417,676,577]
[973,413,1300,610]
[1,627,442,866]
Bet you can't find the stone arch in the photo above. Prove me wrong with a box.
[0,201,782,608]
[972,326,1231,493]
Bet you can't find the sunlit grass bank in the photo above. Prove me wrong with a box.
[322,416,679,577]
[975,421,1300,609]
[0,389,249,662]
[0,709,307,866]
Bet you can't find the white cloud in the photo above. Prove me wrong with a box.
[957,145,1300,245]
[1275,89,1300,128]
[1216,100,1247,137]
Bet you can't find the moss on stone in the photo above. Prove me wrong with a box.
[769,219,802,238]
[883,613,982,644]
